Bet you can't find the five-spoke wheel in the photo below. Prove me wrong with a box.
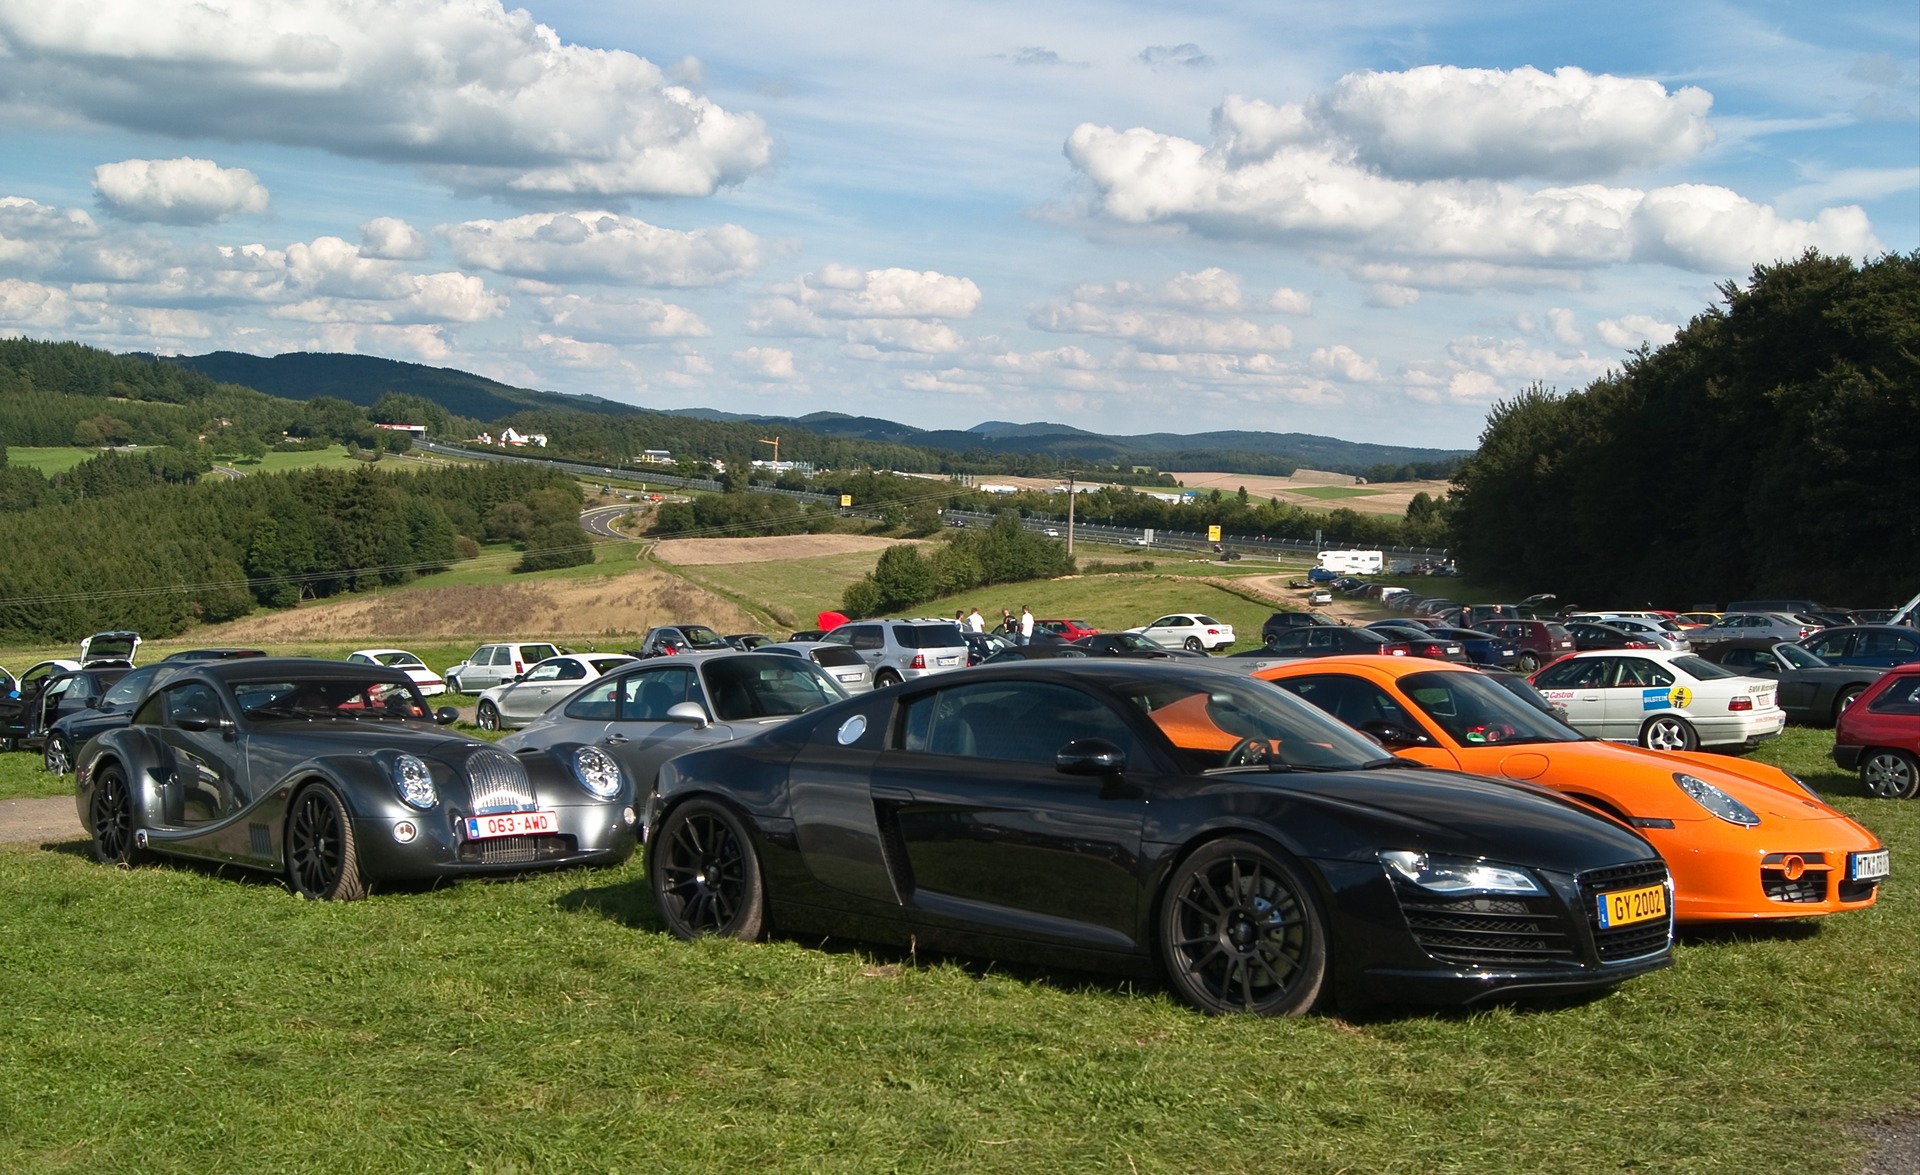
[475,701,502,731]
[1860,749,1920,800]
[43,732,71,776]
[1184,637,1204,653]
[286,785,367,900]
[651,799,765,941]
[1158,838,1327,1016]
[1639,715,1698,752]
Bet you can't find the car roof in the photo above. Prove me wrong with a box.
[1256,654,1473,680]
[191,657,418,684]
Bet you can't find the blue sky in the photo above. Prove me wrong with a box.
[0,0,1913,447]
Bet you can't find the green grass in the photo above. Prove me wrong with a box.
[5,447,97,476]
[2,726,1916,1171]
[1287,485,1383,500]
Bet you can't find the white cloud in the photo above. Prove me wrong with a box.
[1030,299,1291,353]
[1138,44,1212,70]
[0,278,73,327]
[747,265,980,356]
[1597,314,1680,350]
[1366,283,1419,308]
[735,346,798,380]
[536,294,709,342]
[1314,66,1714,181]
[360,217,428,260]
[1267,287,1312,314]
[91,157,267,224]
[1064,74,1882,279]
[443,212,760,286]
[0,0,771,199]
[1309,344,1380,382]
[1545,307,1583,345]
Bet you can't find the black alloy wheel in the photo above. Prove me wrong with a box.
[1184,637,1204,653]
[43,732,71,775]
[651,800,765,941]
[88,763,148,867]
[285,786,367,900]
[1860,749,1920,800]
[1158,838,1328,1016]
[476,701,502,731]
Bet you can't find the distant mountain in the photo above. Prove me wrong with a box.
[164,351,642,423]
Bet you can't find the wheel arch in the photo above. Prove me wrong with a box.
[1145,825,1344,967]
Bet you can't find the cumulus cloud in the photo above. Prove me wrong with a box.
[1314,66,1713,181]
[1267,287,1312,314]
[1545,307,1583,345]
[1012,47,1063,66]
[735,346,798,379]
[747,265,981,355]
[360,217,428,260]
[1309,344,1380,382]
[1064,71,1882,279]
[91,157,268,224]
[535,293,710,342]
[1138,44,1212,69]
[1031,299,1291,353]
[0,0,771,198]
[443,212,760,286]
[1597,314,1679,349]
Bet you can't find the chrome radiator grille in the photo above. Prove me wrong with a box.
[465,747,536,813]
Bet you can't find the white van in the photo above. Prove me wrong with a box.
[1316,549,1384,575]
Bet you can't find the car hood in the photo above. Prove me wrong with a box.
[246,719,485,763]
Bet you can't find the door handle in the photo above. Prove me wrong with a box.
[872,786,915,803]
[602,733,628,745]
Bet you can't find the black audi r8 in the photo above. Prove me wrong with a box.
[645,660,1675,1016]
[76,659,640,899]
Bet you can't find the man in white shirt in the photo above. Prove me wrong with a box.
[966,607,985,632]
[1019,605,1034,645]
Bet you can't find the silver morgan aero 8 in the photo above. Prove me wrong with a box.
[75,658,639,899]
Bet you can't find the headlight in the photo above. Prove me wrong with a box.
[1674,772,1761,826]
[571,745,624,799]
[1379,850,1544,895]
[391,753,438,809]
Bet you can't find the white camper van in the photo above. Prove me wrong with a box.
[1316,549,1384,576]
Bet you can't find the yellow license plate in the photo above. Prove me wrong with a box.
[1596,883,1667,928]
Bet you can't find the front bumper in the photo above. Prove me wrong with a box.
[352,801,639,880]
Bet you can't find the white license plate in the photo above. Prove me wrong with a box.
[464,810,559,840]
[937,656,959,666]
[1851,850,1891,881]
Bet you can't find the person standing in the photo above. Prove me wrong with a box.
[966,607,985,633]
[1019,605,1034,646]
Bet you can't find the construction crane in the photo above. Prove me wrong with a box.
[757,436,780,467]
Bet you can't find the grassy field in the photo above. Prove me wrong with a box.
[1287,485,1383,501]
[5,447,97,476]
[2,726,1916,1172]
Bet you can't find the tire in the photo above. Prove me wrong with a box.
[1184,637,1204,653]
[87,762,149,868]
[43,732,71,775]
[0,737,17,752]
[873,669,902,689]
[476,701,502,731]
[1860,749,1920,800]
[1515,652,1541,674]
[1832,686,1865,725]
[650,799,765,941]
[285,785,367,901]
[1157,837,1328,1016]
[1639,714,1698,752]
[445,675,463,694]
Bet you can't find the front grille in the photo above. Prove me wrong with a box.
[465,747,536,813]
[1761,854,1832,903]
[1579,859,1673,963]
[457,834,577,864]
[1396,893,1575,965]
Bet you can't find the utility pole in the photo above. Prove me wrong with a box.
[1066,471,1076,557]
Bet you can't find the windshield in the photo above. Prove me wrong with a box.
[702,657,844,720]
[1776,644,1828,669]
[1119,673,1390,770]
[1398,671,1583,746]
[678,626,730,649]
[233,676,431,722]
[373,652,424,668]
[100,666,159,708]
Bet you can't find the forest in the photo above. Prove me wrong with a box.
[1448,251,1920,604]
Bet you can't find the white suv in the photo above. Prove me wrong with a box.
[444,642,562,693]
[821,620,969,687]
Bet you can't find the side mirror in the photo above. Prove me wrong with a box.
[1361,720,1430,749]
[177,712,232,734]
[666,701,711,729]
[1057,737,1126,777]
[434,706,460,725]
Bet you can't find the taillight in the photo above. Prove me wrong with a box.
[514,661,525,674]
[910,654,926,669]
[1729,696,1753,711]
[1207,628,1220,635]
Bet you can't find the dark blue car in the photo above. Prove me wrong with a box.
[1428,626,1521,669]
[1797,625,1920,670]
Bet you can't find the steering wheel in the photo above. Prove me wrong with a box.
[1469,721,1518,745]
[1224,736,1273,767]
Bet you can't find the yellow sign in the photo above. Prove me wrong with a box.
[1207,525,1222,542]
[1669,686,1693,708]
[839,494,852,507]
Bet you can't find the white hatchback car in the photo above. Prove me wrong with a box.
[1531,649,1785,751]
[474,653,639,730]
[1127,614,1237,653]
[345,649,447,696]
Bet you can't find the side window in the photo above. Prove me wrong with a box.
[1719,649,1755,668]
[100,668,154,709]
[1863,631,1920,658]
[523,662,563,682]
[618,668,696,721]
[821,628,853,646]
[563,678,620,720]
[850,625,884,652]
[899,681,1138,765]
[553,660,588,680]
[165,682,225,728]
[1306,629,1338,650]
[1273,675,1416,731]
[1538,658,1608,689]
[1868,676,1920,714]
[1803,633,1846,658]
[483,646,507,666]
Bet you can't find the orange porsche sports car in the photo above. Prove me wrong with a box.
[1254,657,1889,923]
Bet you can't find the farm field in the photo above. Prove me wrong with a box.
[3,727,1916,1172]
[4,446,97,476]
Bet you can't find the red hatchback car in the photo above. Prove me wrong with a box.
[1035,618,1099,640]
[1834,664,1920,798]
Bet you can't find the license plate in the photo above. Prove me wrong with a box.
[1850,850,1891,881]
[464,810,558,839]
[1596,883,1667,928]
[937,656,959,666]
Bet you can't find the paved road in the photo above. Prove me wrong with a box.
[579,504,634,538]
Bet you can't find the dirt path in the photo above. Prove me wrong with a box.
[1,796,81,844]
